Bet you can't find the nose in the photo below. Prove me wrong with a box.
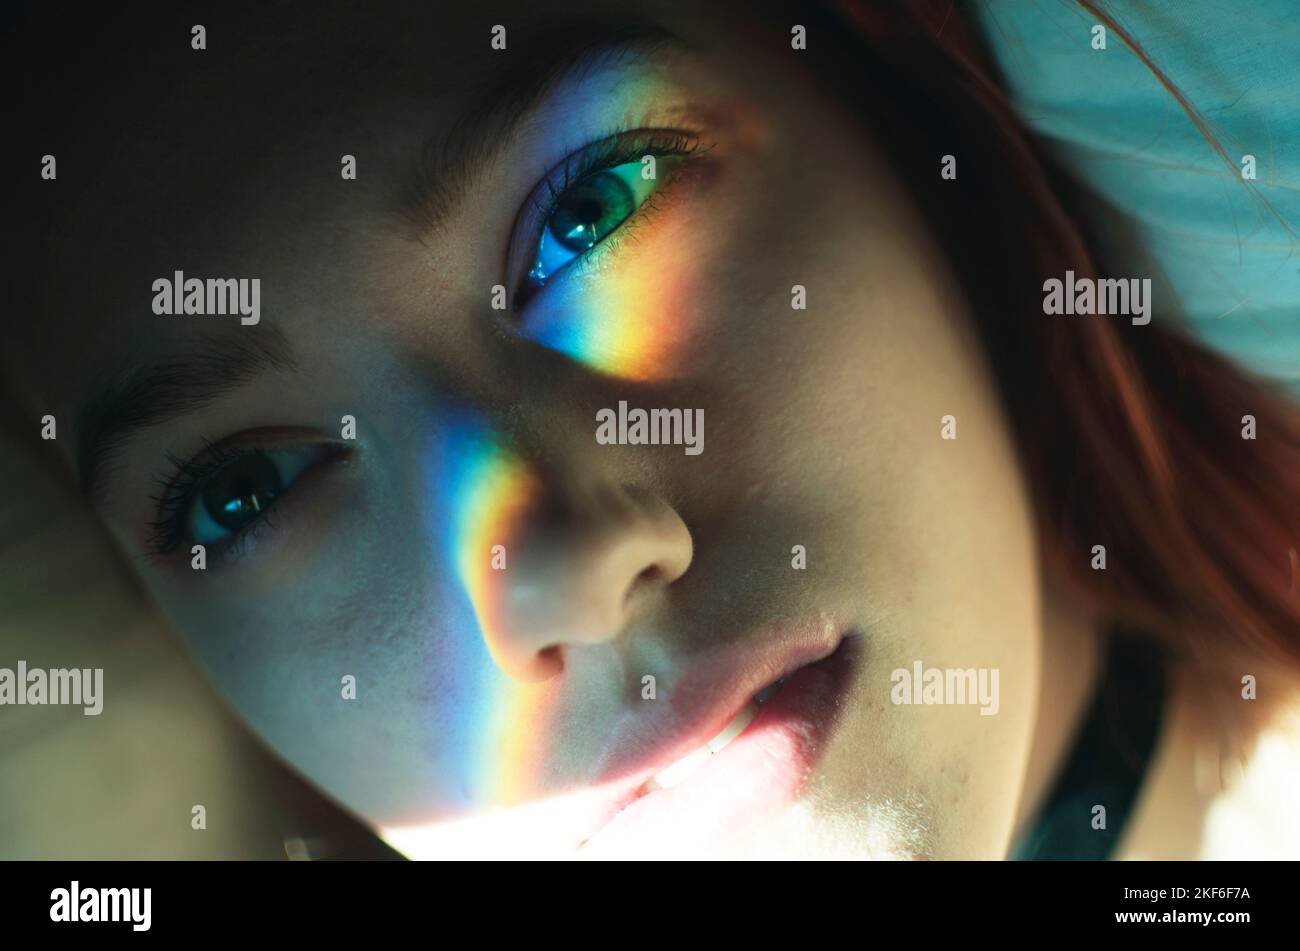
[482,474,693,682]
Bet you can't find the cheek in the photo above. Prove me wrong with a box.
[159,560,524,827]
[882,466,1040,858]
[842,296,1040,855]
[805,416,1040,858]
[148,408,579,827]
[692,139,1042,854]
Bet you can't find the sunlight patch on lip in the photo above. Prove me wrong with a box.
[379,678,794,859]
[642,677,786,792]
[379,783,624,860]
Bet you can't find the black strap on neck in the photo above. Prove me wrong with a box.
[1010,632,1167,860]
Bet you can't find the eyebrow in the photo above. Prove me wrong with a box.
[76,328,296,503]
[76,21,678,501]
[396,19,679,236]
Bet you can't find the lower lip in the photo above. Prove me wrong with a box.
[580,636,860,855]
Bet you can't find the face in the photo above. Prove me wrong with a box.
[24,0,1041,857]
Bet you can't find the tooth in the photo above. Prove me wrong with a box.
[647,744,711,790]
[707,700,758,752]
[645,699,762,792]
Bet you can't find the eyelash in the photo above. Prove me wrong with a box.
[508,126,706,308]
[146,438,342,561]
[146,439,255,556]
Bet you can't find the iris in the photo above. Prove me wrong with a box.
[197,453,282,537]
[550,169,635,251]
[527,160,654,289]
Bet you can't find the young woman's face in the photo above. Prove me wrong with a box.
[28,1,1043,857]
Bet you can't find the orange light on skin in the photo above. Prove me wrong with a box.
[519,165,710,382]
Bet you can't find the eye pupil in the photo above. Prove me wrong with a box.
[548,170,635,253]
[202,453,282,531]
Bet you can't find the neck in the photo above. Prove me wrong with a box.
[1010,582,1102,848]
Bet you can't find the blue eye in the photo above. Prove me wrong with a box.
[525,159,662,294]
[148,436,348,558]
[147,440,344,560]
[186,446,327,545]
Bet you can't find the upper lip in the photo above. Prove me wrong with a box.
[578,614,847,843]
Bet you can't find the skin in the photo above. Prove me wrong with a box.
[14,0,1116,858]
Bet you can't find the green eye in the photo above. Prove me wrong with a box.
[548,168,637,253]
[527,160,660,288]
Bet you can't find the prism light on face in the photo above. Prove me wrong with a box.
[433,409,554,806]
[511,69,712,382]
[521,231,701,381]
[22,0,1287,866]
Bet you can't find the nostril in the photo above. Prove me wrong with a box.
[635,564,664,585]
[624,564,665,606]
[534,644,564,678]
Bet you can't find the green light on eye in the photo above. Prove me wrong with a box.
[548,170,635,254]
[524,158,665,296]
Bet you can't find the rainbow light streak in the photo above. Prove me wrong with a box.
[521,159,699,380]
[434,410,552,806]
[431,77,706,802]
[525,227,697,381]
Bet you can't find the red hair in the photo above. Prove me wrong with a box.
[817,0,1300,672]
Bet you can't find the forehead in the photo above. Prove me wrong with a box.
[28,0,700,238]
[13,0,740,414]
[25,0,715,198]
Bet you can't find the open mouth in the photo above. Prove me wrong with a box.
[641,675,789,792]
[579,633,861,853]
